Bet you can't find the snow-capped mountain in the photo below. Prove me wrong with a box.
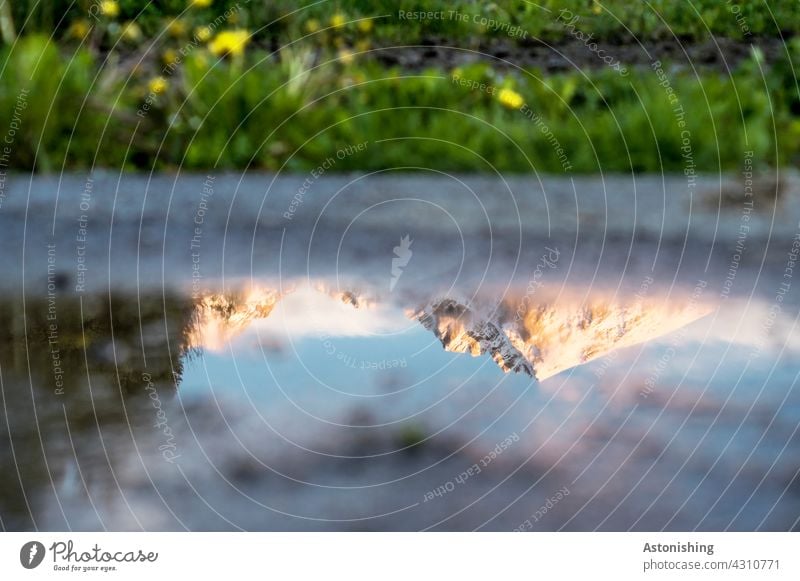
[414,299,534,375]
[413,296,711,380]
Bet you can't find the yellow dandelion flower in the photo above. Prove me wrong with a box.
[498,88,524,109]
[194,26,212,42]
[148,76,168,94]
[209,29,250,57]
[67,19,91,40]
[357,19,373,33]
[338,48,354,65]
[99,0,120,18]
[330,13,346,29]
[168,18,187,38]
[592,2,602,15]
[121,21,142,42]
[191,0,213,7]
[162,49,179,66]
[304,19,320,34]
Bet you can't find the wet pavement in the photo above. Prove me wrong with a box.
[1,172,799,531]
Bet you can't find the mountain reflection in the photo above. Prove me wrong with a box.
[187,283,713,381]
[0,281,726,529]
[415,291,712,380]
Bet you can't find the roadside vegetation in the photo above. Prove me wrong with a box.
[1,1,798,173]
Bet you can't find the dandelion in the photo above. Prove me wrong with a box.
[121,21,142,42]
[592,2,603,15]
[162,49,179,66]
[168,18,187,38]
[330,13,346,29]
[191,0,213,7]
[148,76,168,95]
[357,19,373,33]
[194,26,212,42]
[304,19,320,34]
[99,0,119,18]
[67,19,91,40]
[209,29,250,57]
[498,88,524,109]
[338,48,354,65]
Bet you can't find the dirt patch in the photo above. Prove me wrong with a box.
[370,36,790,73]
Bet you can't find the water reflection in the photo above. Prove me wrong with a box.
[1,280,799,531]
[187,281,714,379]
[0,292,193,530]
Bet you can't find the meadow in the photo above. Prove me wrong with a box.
[1,0,797,172]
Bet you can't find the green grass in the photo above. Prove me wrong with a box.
[7,0,800,44]
[2,35,798,173]
[1,1,799,173]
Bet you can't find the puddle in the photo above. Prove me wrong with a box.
[1,173,799,530]
[2,274,799,531]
